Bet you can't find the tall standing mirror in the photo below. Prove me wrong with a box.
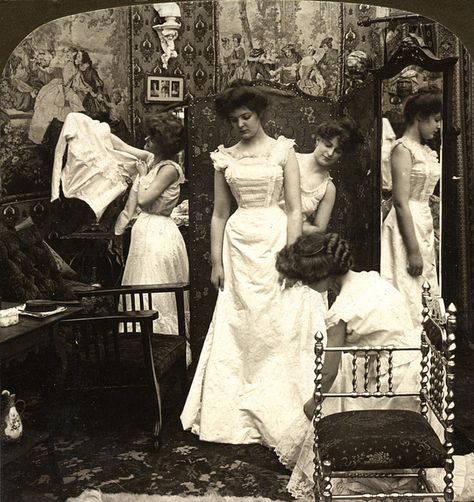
[374,40,458,319]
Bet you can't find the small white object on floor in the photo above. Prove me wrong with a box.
[66,490,284,502]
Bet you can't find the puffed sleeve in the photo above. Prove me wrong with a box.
[325,293,359,330]
[272,136,296,167]
[210,146,230,172]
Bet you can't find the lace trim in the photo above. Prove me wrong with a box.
[210,148,229,171]
[215,136,294,162]
[301,172,332,195]
[392,136,439,163]
[286,470,314,499]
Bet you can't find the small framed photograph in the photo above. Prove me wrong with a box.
[145,75,184,103]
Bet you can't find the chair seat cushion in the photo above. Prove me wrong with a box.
[317,409,445,471]
[126,334,186,379]
[65,333,186,388]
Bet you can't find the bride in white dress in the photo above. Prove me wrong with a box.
[181,80,326,448]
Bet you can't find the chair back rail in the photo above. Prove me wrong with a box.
[316,343,421,399]
[311,281,457,501]
[80,283,189,337]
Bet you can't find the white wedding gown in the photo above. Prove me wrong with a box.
[181,136,326,447]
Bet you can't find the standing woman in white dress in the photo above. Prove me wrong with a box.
[181,80,326,448]
[293,117,363,235]
[381,91,441,328]
[118,112,189,339]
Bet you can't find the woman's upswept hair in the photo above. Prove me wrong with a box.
[215,79,270,120]
[403,89,442,124]
[145,111,185,158]
[276,233,354,285]
[316,117,364,155]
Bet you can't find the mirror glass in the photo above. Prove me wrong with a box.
[380,65,443,300]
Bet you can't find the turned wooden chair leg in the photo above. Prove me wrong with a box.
[141,319,162,450]
[322,460,332,502]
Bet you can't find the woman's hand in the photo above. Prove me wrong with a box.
[303,397,316,420]
[136,159,148,177]
[407,250,423,276]
[211,264,225,291]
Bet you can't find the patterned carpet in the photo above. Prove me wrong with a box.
[2,348,474,502]
[1,380,293,502]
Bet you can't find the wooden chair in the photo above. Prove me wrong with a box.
[60,282,189,449]
[311,282,456,501]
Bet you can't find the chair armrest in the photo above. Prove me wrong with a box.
[55,300,83,306]
[78,282,190,298]
[59,310,159,324]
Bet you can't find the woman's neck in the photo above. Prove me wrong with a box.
[308,153,328,175]
[404,123,422,144]
[239,126,269,148]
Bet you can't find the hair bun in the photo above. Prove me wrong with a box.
[324,233,354,274]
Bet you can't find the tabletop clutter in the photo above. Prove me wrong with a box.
[0,300,63,326]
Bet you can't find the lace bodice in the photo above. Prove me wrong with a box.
[210,136,295,209]
[392,136,440,202]
[297,153,332,220]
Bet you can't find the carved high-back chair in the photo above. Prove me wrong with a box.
[311,282,456,501]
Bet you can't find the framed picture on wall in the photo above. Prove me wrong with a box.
[145,76,184,103]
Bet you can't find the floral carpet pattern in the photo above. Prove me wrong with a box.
[3,347,474,502]
[2,386,293,502]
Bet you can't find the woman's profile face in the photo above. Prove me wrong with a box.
[418,113,441,141]
[228,106,261,140]
[144,135,161,157]
[313,136,343,167]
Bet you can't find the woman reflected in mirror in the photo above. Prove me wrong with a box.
[381,90,442,328]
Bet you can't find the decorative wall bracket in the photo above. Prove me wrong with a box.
[153,3,182,70]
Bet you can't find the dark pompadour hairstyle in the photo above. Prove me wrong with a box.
[316,117,364,154]
[214,79,270,120]
[403,90,442,125]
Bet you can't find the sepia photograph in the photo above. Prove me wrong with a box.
[0,0,473,501]
[146,76,185,103]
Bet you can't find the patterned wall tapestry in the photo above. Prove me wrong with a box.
[216,0,342,98]
[0,8,131,197]
[130,1,216,143]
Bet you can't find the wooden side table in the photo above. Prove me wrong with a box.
[0,304,83,486]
